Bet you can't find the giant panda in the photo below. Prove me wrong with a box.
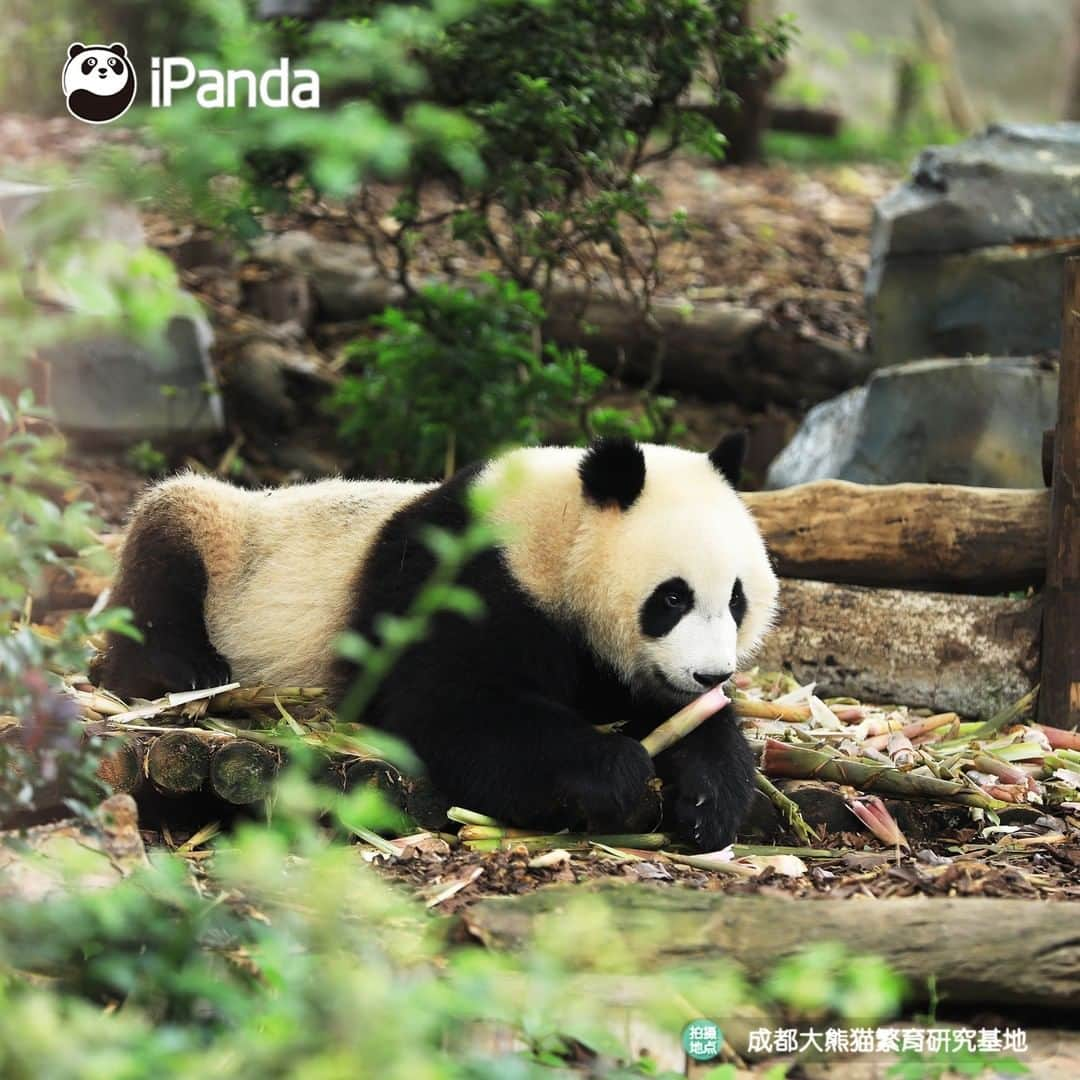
[93,436,779,849]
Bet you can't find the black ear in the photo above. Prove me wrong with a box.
[580,437,646,510]
[709,430,747,488]
[108,42,127,57]
[68,43,86,59]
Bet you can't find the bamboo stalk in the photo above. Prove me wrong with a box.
[969,687,1039,740]
[753,772,817,846]
[733,698,810,722]
[462,832,671,853]
[756,738,1006,810]
[641,685,729,757]
[1039,724,1080,751]
[447,806,502,827]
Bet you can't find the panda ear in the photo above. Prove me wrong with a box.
[68,43,87,59]
[108,42,127,57]
[708,430,747,488]
[580,437,646,511]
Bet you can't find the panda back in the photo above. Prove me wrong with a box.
[193,476,431,686]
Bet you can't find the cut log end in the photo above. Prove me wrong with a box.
[146,731,211,796]
[210,740,280,805]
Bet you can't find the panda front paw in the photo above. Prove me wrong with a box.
[670,762,746,852]
[558,734,658,834]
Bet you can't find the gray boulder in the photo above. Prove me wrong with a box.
[765,357,1057,490]
[47,312,225,447]
[0,176,223,446]
[867,124,1080,366]
[0,179,144,257]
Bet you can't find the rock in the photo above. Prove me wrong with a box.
[47,311,225,447]
[766,357,1058,489]
[870,241,1080,366]
[0,179,144,257]
[252,231,398,320]
[870,124,1080,262]
[867,124,1080,365]
[224,340,299,430]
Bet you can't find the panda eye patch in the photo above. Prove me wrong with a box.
[82,56,97,74]
[108,57,120,70]
[640,577,693,638]
[730,577,747,626]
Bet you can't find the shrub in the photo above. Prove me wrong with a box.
[329,276,677,479]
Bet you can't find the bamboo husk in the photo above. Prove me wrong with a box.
[756,738,1006,810]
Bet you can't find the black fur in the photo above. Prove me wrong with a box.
[90,502,230,700]
[729,577,746,627]
[332,466,754,849]
[708,431,747,488]
[639,576,693,638]
[579,437,646,510]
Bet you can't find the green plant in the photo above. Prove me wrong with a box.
[0,393,138,820]
[125,440,168,477]
[0,744,912,1079]
[330,275,668,479]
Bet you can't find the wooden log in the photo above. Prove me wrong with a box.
[1039,256,1080,729]
[96,739,145,796]
[756,579,1041,717]
[252,232,875,406]
[680,100,843,139]
[743,481,1048,592]
[767,103,843,138]
[146,731,211,795]
[543,288,873,406]
[344,758,409,816]
[461,887,1080,1010]
[210,740,279,805]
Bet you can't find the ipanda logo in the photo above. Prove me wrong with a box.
[63,41,319,125]
[63,43,137,124]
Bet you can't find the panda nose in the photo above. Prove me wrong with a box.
[693,671,732,688]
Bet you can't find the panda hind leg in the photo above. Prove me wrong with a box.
[91,490,231,701]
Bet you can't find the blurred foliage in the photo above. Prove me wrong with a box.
[0,183,197,381]
[0,393,137,820]
[0,755,913,1079]
[123,439,168,476]
[329,276,676,479]
[0,0,92,112]
[768,30,963,165]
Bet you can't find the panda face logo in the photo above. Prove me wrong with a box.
[62,42,136,124]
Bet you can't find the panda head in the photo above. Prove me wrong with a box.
[62,42,136,124]
[569,434,779,705]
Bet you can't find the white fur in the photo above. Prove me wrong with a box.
[147,443,778,700]
[142,472,430,687]
[477,443,779,704]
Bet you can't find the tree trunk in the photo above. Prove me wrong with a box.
[1038,256,1080,729]
[461,887,1080,1010]
[757,579,1041,717]
[742,481,1048,592]
[1065,0,1080,120]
